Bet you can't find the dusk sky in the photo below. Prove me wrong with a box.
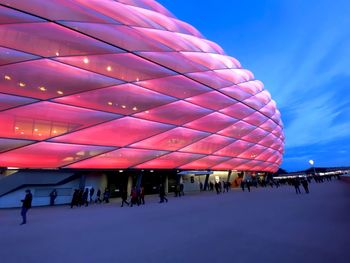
[159,0,350,171]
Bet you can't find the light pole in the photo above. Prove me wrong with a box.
[309,160,317,176]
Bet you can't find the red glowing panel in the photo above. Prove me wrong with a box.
[119,0,176,19]
[0,142,114,168]
[186,71,232,90]
[243,96,266,111]
[257,134,276,148]
[178,33,217,53]
[238,145,267,160]
[0,138,34,153]
[54,83,176,115]
[2,0,116,23]
[134,101,212,125]
[260,119,278,133]
[220,103,256,119]
[0,46,39,66]
[186,91,237,111]
[181,52,230,70]
[137,52,208,73]
[131,127,209,151]
[0,59,121,99]
[0,101,119,140]
[0,23,122,57]
[51,117,173,147]
[214,140,255,157]
[212,158,249,170]
[55,53,175,82]
[242,128,270,143]
[0,5,43,24]
[135,152,205,169]
[255,149,277,162]
[62,22,172,52]
[218,121,256,139]
[180,134,235,154]
[185,112,238,133]
[180,156,230,169]
[172,19,202,37]
[67,148,168,169]
[220,85,253,101]
[136,75,211,99]
[0,93,36,111]
[259,102,277,118]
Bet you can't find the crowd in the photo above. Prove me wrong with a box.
[18,174,342,225]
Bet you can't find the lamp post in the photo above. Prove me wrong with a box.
[309,160,317,176]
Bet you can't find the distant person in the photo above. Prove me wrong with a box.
[159,184,168,203]
[214,182,220,194]
[246,181,251,192]
[70,189,79,208]
[140,186,145,205]
[120,188,129,207]
[95,189,102,203]
[199,182,203,191]
[180,183,184,196]
[82,188,89,207]
[301,179,309,194]
[130,187,138,207]
[20,189,32,225]
[240,181,245,192]
[103,188,110,203]
[49,189,57,206]
[209,181,214,191]
[293,179,301,194]
[89,187,95,203]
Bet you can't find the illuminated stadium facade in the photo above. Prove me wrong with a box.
[0,0,284,207]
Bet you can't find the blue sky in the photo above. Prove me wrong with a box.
[159,0,350,171]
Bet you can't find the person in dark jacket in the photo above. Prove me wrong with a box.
[89,187,95,203]
[159,184,168,203]
[140,186,145,205]
[82,188,89,207]
[20,189,32,225]
[121,188,129,207]
[95,189,101,204]
[49,189,57,206]
[293,178,301,194]
[301,178,309,194]
[71,189,79,208]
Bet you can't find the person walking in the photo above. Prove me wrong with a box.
[49,189,57,206]
[130,187,138,207]
[95,189,102,203]
[293,178,301,194]
[301,178,309,194]
[140,186,145,205]
[240,181,245,192]
[246,181,251,192]
[120,188,129,207]
[20,189,32,225]
[103,188,110,203]
[89,187,95,203]
[159,184,168,203]
[82,188,89,207]
[70,189,79,208]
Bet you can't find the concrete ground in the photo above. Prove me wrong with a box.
[0,180,349,263]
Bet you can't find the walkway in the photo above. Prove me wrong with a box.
[0,180,349,263]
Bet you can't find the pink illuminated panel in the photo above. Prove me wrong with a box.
[131,127,209,151]
[54,83,176,115]
[180,134,235,154]
[185,112,237,133]
[67,148,168,169]
[0,138,34,153]
[55,53,175,82]
[135,152,205,169]
[51,117,174,147]
[0,0,284,172]
[186,91,237,110]
[0,46,39,66]
[180,156,231,170]
[0,93,36,111]
[0,142,114,168]
[134,101,212,125]
[137,75,211,99]
[0,59,122,99]
[0,101,119,141]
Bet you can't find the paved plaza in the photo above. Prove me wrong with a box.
[0,180,349,263]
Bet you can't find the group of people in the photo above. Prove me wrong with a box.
[121,187,146,207]
[70,188,110,208]
[201,181,231,194]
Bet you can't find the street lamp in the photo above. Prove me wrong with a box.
[309,159,317,176]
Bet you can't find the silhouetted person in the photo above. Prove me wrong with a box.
[301,179,309,194]
[89,187,95,203]
[103,188,110,203]
[240,181,245,192]
[159,184,168,203]
[95,189,102,203]
[215,182,220,194]
[49,189,57,206]
[77,189,83,206]
[180,183,184,196]
[209,181,214,191]
[246,181,251,192]
[293,179,301,194]
[20,189,32,225]
[199,182,203,191]
[121,189,129,207]
[82,188,89,207]
[140,187,145,205]
[71,189,79,208]
[130,187,138,207]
